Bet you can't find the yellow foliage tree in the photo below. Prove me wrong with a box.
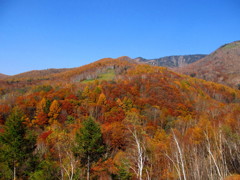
[37,98,47,113]
[97,93,106,105]
[32,98,49,126]
[48,100,61,124]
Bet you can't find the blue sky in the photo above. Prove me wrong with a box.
[0,0,239,75]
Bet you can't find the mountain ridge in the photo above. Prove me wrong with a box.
[2,40,240,89]
[175,40,240,88]
[0,51,239,179]
[134,54,207,68]
[1,54,206,81]
[2,68,73,81]
[0,73,9,79]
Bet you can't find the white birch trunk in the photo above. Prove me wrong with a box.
[172,131,187,180]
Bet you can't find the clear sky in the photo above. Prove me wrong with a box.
[0,0,239,75]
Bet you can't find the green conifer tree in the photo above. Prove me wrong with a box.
[74,117,105,180]
[0,108,37,179]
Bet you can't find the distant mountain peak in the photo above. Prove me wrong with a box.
[133,54,207,68]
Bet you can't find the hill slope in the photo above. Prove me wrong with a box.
[2,56,134,82]
[176,41,240,88]
[4,68,72,81]
[134,54,206,68]
[0,73,9,79]
[0,57,239,179]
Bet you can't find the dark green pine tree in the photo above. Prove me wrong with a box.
[74,116,106,180]
[0,108,37,180]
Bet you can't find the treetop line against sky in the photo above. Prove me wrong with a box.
[0,0,239,75]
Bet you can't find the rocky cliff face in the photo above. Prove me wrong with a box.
[134,54,206,68]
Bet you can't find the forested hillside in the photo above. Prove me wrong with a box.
[0,73,9,79]
[0,57,239,179]
[3,68,72,81]
[176,41,240,89]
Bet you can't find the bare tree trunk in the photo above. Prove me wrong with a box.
[70,157,74,180]
[193,147,201,180]
[165,153,182,180]
[205,132,223,180]
[130,128,145,180]
[172,131,187,180]
[125,113,147,180]
[61,151,77,180]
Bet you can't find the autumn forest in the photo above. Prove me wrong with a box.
[0,55,240,180]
